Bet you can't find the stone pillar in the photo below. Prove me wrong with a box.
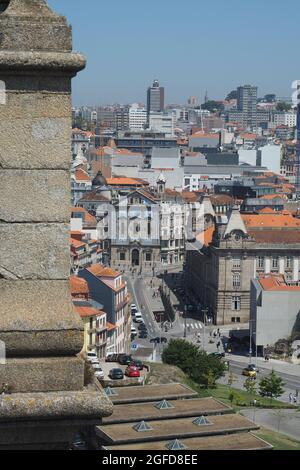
[0,0,112,449]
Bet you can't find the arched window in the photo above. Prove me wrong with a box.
[0,1,10,14]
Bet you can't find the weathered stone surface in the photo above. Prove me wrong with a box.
[0,0,72,52]
[0,223,70,279]
[0,357,84,393]
[0,169,70,223]
[0,280,84,356]
[0,92,71,119]
[0,170,70,222]
[0,390,113,422]
[0,117,72,169]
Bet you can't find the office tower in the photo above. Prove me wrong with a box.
[237,85,258,128]
[147,79,165,116]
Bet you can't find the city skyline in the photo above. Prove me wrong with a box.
[49,0,299,106]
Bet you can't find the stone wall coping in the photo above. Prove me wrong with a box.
[0,51,86,73]
[0,390,113,422]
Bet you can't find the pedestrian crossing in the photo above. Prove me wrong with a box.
[187,322,203,330]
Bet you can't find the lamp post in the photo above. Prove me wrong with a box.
[202,307,209,352]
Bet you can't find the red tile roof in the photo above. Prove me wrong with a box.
[70,276,89,295]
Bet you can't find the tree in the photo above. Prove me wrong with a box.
[162,339,226,387]
[259,370,285,403]
[244,377,257,397]
[201,100,224,113]
[276,101,291,112]
[226,90,238,101]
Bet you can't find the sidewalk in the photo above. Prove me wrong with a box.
[240,408,300,441]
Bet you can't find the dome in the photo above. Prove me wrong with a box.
[92,171,107,187]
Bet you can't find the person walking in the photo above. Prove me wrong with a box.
[289,393,293,404]
[293,395,298,405]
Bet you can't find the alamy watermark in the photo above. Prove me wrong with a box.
[0,341,6,365]
[0,80,6,105]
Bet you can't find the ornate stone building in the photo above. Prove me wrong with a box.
[0,0,112,449]
[186,207,300,325]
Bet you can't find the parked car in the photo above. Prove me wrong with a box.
[150,337,168,344]
[86,352,98,363]
[138,323,147,331]
[133,312,143,323]
[139,331,148,339]
[118,354,133,366]
[131,326,138,335]
[93,366,104,379]
[125,365,140,378]
[130,359,144,371]
[131,304,138,314]
[108,368,124,380]
[70,433,87,451]
[209,352,225,359]
[242,366,257,378]
[105,353,119,363]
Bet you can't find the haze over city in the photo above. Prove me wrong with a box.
[49,0,299,105]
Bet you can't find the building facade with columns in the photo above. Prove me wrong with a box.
[186,207,300,325]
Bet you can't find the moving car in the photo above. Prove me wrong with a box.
[118,354,133,366]
[125,365,140,378]
[108,368,124,380]
[242,365,257,378]
[150,337,168,344]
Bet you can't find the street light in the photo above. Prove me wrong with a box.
[202,307,209,352]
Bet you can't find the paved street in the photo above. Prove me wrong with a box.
[125,273,300,403]
[240,408,300,441]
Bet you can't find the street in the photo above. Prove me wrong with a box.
[125,273,300,403]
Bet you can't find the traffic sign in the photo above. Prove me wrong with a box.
[131,343,139,351]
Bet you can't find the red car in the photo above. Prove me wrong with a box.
[125,365,140,378]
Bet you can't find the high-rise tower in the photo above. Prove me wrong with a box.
[147,79,165,117]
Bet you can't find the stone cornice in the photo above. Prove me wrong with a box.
[0,50,86,74]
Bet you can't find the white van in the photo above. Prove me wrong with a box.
[86,352,99,364]
[134,312,143,323]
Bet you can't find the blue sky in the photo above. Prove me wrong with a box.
[49,0,299,106]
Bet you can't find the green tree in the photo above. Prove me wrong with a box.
[259,370,285,403]
[244,377,257,396]
[226,90,238,101]
[162,339,226,387]
[276,101,291,112]
[201,100,224,113]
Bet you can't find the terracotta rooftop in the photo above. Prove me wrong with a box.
[87,264,121,279]
[74,305,105,318]
[74,168,91,182]
[259,275,300,292]
[107,177,149,186]
[70,276,89,296]
[248,229,300,244]
[242,212,300,228]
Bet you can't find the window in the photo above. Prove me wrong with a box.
[272,257,279,270]
[233,256,241,268]
[231,317,241,323]
[146,253,152,262]
[233,273,241,288]
[120,252,126,261]
[231,296,241,311]
[257,256,264,269]
[286,256,293,269]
